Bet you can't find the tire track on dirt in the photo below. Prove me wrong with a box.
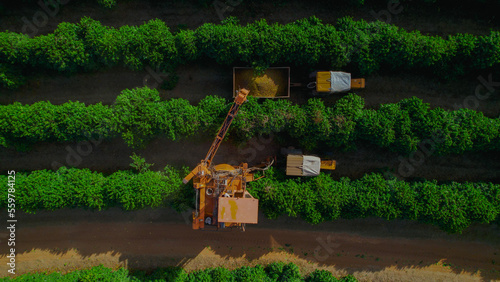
[0,211,498,281]
[1,136,499,183]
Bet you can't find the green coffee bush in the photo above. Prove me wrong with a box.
[1,166,498,233]
[249,168,500,233]
[0,263,357,281]
[2,17,500,89]
[1,87,499,154]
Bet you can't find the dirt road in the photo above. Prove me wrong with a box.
[0,208,499,281]
[1,64,499,118]
[1,134,499,184]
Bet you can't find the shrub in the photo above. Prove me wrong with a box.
[248,168,500,233]
[0,263,356,281]
[2,17,500,89]
[1,166,498,233]
[97,0,116,8]
[1,88,499,155]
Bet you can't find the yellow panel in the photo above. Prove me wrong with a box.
[320,160,336,170]
[317,71,331,81]
[316,71,331,92]
[214,164,235,171]
[218,197,259,224]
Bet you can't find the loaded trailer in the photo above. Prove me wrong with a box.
[233,67,365,98]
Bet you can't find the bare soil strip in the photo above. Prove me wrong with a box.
[1,65,499,117]
[1,134,499,183]
[0,208,498,281]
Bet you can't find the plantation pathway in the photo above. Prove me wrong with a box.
[0,208,499,281]
[1,135,499,183]
[1,64,499,117]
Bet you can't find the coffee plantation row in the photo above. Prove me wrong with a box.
[1,87,499,155]
[2,16,500,89]
[0,263,357,282]
[250,168,499,234]
[1,165,498,233]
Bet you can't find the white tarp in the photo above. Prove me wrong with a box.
[302,155,321,176]
[330,71,351,93]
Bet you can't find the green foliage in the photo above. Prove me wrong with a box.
[0,165,191,213]
[132,267,188,282]
[97,0,116,8]
[234,94,500,155]
[113,86,161,147]
[0,99,114,149]
[0,64,25,89]
[231,265,269,282]
[248,168,500,233]
[129,153,154,173]
[175,29,198,63]
[307,270,339,282]
[306,270,355,282]
[1,89,499,155]
[2,16,500,89]
[0,165,498,233]
[0,265,127,281]
[0,264,355,281]
[34,21,90,73]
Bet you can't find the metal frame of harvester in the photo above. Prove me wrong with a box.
[182,88,272,231]
[183,68,363,231]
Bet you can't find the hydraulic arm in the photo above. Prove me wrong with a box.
[182,89,249,185]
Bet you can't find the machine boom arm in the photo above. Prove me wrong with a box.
[203,89,249,165]
[182,89,249,185]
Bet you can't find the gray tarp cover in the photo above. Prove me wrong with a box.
[330,71,351,93]
[302,155,321,176]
